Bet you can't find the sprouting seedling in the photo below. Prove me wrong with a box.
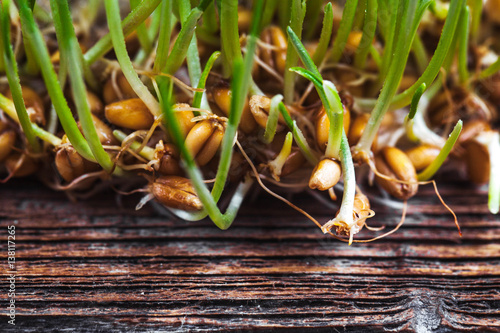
[283,0,306,104]
[154,0,264,228]
[192,51,220,111]
[353,0,435,162]
[329,0,359,63]
[311,2,333,67]
[353,0,377,70]
[17,0,95,162]
[457,6,471,85]
[0,0,40,152]
[404,83,427,142]
[51,0,115,173]
[285,26,358,242]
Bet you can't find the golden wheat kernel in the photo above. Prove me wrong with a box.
[348,113,371,146]
[185,120,216,158]
[5,152,37,178]
[237,6,252,32]
[309,159,342,191]
[173,103,195,139]
[7,86,46,125]
[196,127,224,166]
[212,84,256,134]
[89,114,117,145]
[269,26,287,74]
[151,176,203,211]
[315,106,350,150]
[375,147,418,200]
[346,31,363,52]
[248,95,285,130]
[105,98,154,130]
[0,131,16,162]
[405,145,441,171]
[464,140,490,184]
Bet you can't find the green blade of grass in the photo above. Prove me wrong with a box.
[0,0,40,152]
[329,0,359,63]
[354,0,377,69]
[51,0,114,172]
[311,2,333,67]
[17,0,94,161]
[418,120,462,181]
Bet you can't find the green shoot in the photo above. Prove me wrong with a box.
[354,0,433,158]
[130,0,152,55]
[104,0,160,117]
[457,6,470,84]
[469,0,482,43]
[193,51,221,110]
[51,0,114,172]
[0,0,40,152]
[283,0,306,104]
[17,0,94,161]
[219,0,242,76]
[0,93,61,146]
[311,2,333,67]
[268,132,293,179]
[479,57,500,79]
[153,0,173,73]
[418,120,462,181]
[354,0,377,69]
[178,0,202,87]
[84,0,161,65]
[330,0,359,63]
[263,94,284,144]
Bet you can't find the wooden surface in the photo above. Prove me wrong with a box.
[0,178,499,332]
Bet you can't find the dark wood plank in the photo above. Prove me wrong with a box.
[0,179,499,332]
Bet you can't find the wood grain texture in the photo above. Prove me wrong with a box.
[0,178,499,332]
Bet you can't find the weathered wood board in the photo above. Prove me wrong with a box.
[0,179,499,332]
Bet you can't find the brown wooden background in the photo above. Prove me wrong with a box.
[0,177,499,332]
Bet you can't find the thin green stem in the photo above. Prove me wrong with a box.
[104,0,160,117]
[220,0,242,76]
[83,0,161,65]
[0,93,61,146]
[354,0,377,69]
[193,51,221,110]
[457,6,470,84]
[0,0,40,152]
[479,57,500,79]
[51,0,114,172]
[329,0,359,63]
[130,0,152,55]
[153,0,172,73]
[469,0,482,44]
[412,34,428,74]
[355,0,432,156]
[311,2,333,67]
[17,0,94,161]
[263,94,283,143]
[178,0,202,87]
[417,120,462,181]
[283,0,306,104]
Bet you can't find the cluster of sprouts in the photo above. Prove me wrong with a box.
[0,0,499,244]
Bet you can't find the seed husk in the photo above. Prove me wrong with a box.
[55,145,99,182]
[249,95,285,130]
[281,148,305,177]
[5,152,37,178]
[150,176,203,211]
[309,158,342,191]
[105,98,155,130]
[155,142,182,176]
[375,147,418,200]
